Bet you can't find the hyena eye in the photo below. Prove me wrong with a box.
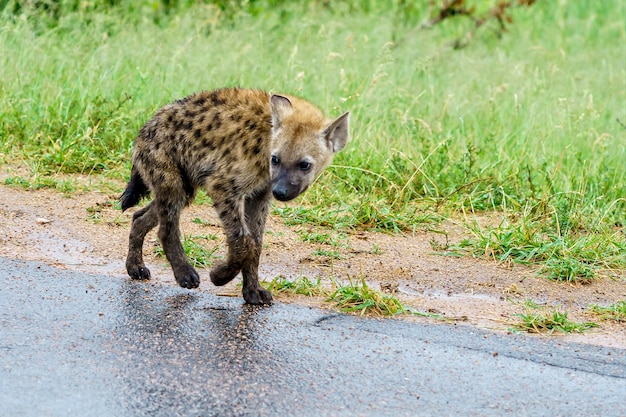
[297,161,311,171]
[271,155,280,166]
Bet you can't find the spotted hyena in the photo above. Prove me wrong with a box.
[120,88,350,304]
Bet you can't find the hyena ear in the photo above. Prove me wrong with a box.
[323,112,350,152]
[270,94,293,128]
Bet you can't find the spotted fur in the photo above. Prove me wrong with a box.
[120,88,349,304]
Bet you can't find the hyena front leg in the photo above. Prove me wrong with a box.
[156,198,200,289]
[210,192,272,304]
[211,189,272,304]
[126,202,158,280]
[210,195,249,287]
[240,189,273,305]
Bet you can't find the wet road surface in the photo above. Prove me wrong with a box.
[1,257,625,416]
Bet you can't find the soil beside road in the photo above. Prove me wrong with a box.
[0,182,624,347]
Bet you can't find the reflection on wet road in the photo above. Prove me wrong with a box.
[1,258,625,416]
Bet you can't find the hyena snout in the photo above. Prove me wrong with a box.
[271,179,306,201]
[271,171,310,201]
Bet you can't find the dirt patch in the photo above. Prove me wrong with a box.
[0,182,624,347]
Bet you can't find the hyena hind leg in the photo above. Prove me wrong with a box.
[126,202,159,280]
[155,199,200,289]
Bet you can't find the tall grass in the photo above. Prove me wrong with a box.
[1,0,624,279]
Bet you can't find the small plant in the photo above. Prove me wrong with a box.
[4,175,77,193]
[86,200,127,226]
[296,228,348,247]
[370,243,384,255]
[312,249,344,260]
[191,217,210,226]
[539,257,595,283]
[262,276,327,297]
[511,309,598,334]
[154,234,220,268]
[273,205,354,230]
[589,301,626,322]
[328,276,406,316]
[194,190,213,205]
[4,176,31,189]
[455,217,625,283]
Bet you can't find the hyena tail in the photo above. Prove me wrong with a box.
[120,167,150,212]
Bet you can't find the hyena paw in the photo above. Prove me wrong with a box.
[210,263,241,286]
[243,287,273,305]
[174,264,200,289]
[127,263,151,280]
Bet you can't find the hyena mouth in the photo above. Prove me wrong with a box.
[271,183,307,202]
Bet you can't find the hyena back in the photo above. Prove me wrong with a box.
[120,88,349,304]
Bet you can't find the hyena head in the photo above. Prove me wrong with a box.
[269,94,350,202]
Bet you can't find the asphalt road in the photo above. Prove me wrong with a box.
[1,257,624,417]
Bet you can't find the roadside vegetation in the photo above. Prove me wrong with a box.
[508,299,599,335]
[0,0,624,308]
[263,275,417,317]
[589,300,626,323]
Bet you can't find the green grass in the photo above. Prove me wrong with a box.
[311,249,344,260]
[589,300,626,322]
[262,276,327,297]
[454,214,625,282]
[0,1,624,281]
[295,228,348,247]
[154,234,220,268]
[4,175,79,194]
[261,274,416,317]
[511,309,598,335]
[510,299,599,334]
[86,199,126,226]
[328,275,407,316]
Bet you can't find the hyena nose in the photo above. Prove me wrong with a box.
[272,186,289,201]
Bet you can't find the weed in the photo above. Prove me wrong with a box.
[273,206,355,230]
[296,228,348,247]
[4,176,77,194]
[86,200,127,226]
[455,214,625,282]
[154,234,220,268]
[262,276,327,297]
[261,275,411,317]
[3,177,31,189]
[191,217,210,226]
[511,309,598,334]
[311,249,344,260]
[369,244,384,255]
[589,301,626,322]
[328,275,406,316]
[194,190,213,205]
[539,257,595,284]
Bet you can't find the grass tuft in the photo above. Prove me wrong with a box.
[262,275,415,317]
[589,301,626,323]
[154,234,220,268]
[262,276,327,297]
[328,275,406,316]
[454,212,625,282]
[511,305,598,334]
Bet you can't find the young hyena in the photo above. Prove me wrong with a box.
[120,88,349,304]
